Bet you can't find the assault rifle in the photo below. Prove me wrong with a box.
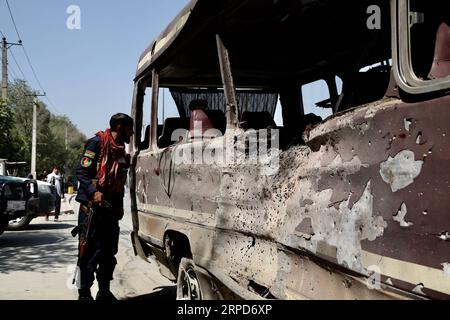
[71,201,112,285]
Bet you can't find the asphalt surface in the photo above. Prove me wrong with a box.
[0,193,175,300]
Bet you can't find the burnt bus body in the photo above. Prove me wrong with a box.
[130,0,450,299]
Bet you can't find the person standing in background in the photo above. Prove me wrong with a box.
[47,166,64,222]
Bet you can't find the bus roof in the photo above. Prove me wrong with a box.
[136,0,391,88]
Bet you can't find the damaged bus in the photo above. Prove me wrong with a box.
[129,0,450,300]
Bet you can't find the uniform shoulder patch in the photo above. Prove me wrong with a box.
[81,157,93,168]
[84,150,96,159]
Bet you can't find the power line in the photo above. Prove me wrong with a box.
[21,47,46,92]
[5,0,44,89]
[8,65,17,80]
[9,48,27,81]
[4,0,62,115]
[5,0,21,41]
[43,95,61,115]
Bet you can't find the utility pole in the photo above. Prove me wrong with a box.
[26,92,45,179]
[2,38,7,100]
[1,37,22,100]
[64,124,68,178]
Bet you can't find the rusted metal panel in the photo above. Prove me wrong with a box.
[306,95,450,276]
[133,93,450,299]
[150,71,159,150]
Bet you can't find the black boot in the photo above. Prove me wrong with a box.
[96,282,117,301]
[78,289,94,301]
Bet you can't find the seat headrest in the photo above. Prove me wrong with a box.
[158,118,190,148]
[189,110,221,140]
[189,99,208,111]
[241,112,276,130]
[429,22,450,80]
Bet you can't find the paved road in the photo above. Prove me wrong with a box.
[0,193,175,300]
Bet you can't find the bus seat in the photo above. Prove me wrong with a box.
[336,69,391,112]
[158,118,190,148]
[139,125,151,150]
[189,109,215,140]
[187,99,224,139]
[240,112,276,131]
[428,22,450,80]
[204,110,226,134]
[286,113,323,148]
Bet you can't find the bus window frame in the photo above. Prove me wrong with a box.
[392,0,450,95]
[133,33,250,152]
[132,77,157,153]
[131,81,144,154]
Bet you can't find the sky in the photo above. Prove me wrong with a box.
[0,0,188,137]
[0,0,334,137]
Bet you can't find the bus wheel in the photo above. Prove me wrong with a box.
[7,216,33,231]
[176,258,222,300]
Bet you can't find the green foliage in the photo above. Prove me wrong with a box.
[2,80,86,177]
[0,98,14,152]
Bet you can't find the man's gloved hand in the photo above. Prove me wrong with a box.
[92,191,104,207]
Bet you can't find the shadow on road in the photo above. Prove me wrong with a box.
[125,286,177,300]
[17,223,77,232]
[0,224,78,274]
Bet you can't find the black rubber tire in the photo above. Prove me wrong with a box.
[176,258,223,300]
[0,218,7,236]
[7,215,34,231]
[164,236,181,278]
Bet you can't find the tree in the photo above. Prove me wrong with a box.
[48,114,86,176]
[0,98,15,158]
[4,80,86,177]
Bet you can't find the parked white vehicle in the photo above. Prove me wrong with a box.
[7,180,57,231]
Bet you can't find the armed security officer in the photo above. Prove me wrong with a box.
[75,113,134,301]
